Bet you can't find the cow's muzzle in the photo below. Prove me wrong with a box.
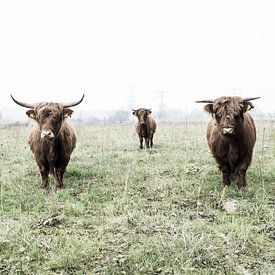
[41,130,55,139]
[222,127,234,135]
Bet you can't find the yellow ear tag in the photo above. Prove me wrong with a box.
[246,104,253,111]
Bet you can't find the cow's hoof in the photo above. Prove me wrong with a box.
[237,185,246,191]
[55,187,62,192]
[222,182,231,187]
[42,188,50,194]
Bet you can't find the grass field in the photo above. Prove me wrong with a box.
[0,121,274,274]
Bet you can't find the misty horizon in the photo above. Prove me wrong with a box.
[1,1,275,114]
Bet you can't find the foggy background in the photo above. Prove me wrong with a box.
[0,0,274,124]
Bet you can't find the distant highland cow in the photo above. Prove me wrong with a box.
[197,96,260,189]
[132,108,157,149]
[11,94,84,190]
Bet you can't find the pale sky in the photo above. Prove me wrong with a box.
[0,0,274,113]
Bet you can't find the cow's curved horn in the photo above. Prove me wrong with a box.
[242,97,261,102]
[62,94,85,108]
[10,94,35,108]
[195,100,214,103]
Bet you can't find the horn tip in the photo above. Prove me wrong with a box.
[195,100,214,103]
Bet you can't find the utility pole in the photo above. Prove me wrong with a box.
[155,91,169,121]
[128,85,136,109]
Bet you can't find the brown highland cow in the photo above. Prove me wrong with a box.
[11,94,84,190]
[132,108,157,149]
[197,96,260,188]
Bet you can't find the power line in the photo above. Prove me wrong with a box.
[155,91,170,120]
[127,85,136,109]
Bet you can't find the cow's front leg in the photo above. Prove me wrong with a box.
[235,164,249,189]
[139,136,144,149]
[220,164,231,186]
[235,169,247,189]
[235,157,251,189]
[54,167,66,191]
[40,166,49,189]
[145,138,150,149]
[150,136,154,148]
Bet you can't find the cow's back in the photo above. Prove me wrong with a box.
[148,116,157,134]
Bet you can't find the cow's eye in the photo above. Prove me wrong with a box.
[42,113,49,119]
[53,116,61,122]
[234,113,241,119]
[43,111,51,118]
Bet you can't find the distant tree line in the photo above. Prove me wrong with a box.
[1,108,275,125]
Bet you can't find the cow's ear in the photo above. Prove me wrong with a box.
[147,109,152,115]
[204,104,214,114]
[63,108,73,118]
[243,101,254,112]
[26,109,36,119]
[132,111,137,116]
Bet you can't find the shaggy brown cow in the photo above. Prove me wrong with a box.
[132,108,157,149]
[11,94,84,190]
[196,96,260,189]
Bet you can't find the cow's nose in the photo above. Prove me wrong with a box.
[223,127,234,135]
[41,130,55,139]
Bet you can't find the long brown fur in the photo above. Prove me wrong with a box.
[133,108,157,149]
[203,96,256,188]
[27,102,76,190]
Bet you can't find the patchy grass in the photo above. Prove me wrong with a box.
[0,121,274,274]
